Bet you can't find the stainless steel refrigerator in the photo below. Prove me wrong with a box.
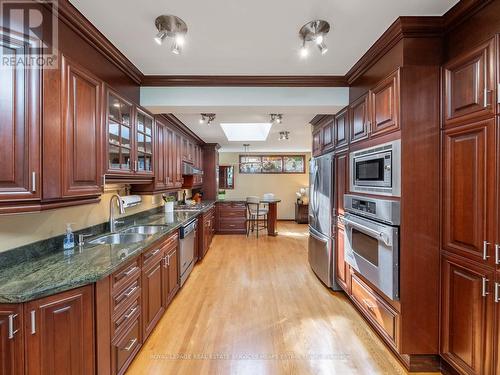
[308,152,341,290]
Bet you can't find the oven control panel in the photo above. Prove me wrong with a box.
[351,198,377,215]
[344,194,400,226]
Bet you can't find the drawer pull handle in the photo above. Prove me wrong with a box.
[362,299,376,311]
[145,248,161,260]
[123,338,138,351]
[124,306,138,319]
[125,286,139,298]
[483,240,490,260]
[30,310,36,334]
[8,314,18,339]
[482,277,489,297]
[124,266,138,277]
[495,282,500,303]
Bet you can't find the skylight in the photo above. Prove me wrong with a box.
[220,123,272,141]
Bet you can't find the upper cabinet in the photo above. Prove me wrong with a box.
[334,107,349,149]
[321,118,334,152]
[61,56,103,198]
[0,34,41,207]
[370,69,400,137]
[105,89,155,179]
[443,38,496,126]
[312,128,322,157]
[349,94,370,143]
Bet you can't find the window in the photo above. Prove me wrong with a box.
[239,155,305,174]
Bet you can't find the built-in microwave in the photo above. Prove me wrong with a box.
[349,139,401,197]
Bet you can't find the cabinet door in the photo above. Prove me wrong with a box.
[142,257,165,339]
[321,120,334,152]
[175,133,183,187]
[370,69,400,137]
[106,91,133,175]
[135,109,154,175]
[0,305,24,375]
[335,224,348,292]
[61,56,103,197]
[25,286,94,375]
[441,254,493,375]
[335,152,348,217]
[334,107,349,149]
[0,35,40,202]
[312,128,322,156]
[350,94,369,143]
[442,119,496,265]
[154,121,167,191]
[163,246,179,306]
[443,38,495,126]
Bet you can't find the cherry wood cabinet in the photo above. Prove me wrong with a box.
[141,250,165,340]
[443,38,496,126]
[349,94,370,143]
[442,119,496,266]
[335,152,348,217]
[321,118,334,152]
[334,107,349,149]
[312,128,322,157]
[0,35,41,207]
[134,109,154,175]
[163,244,179,306]
[0,304,24,375]
[441,254,494,375]
[335,224,348,292]
[25,286,94,375]
[335,152,349,292]
[369,69,400,137]
[61,56,103,198]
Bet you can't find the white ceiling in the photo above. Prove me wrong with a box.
[176,112,315,153]
[69,0,458,75]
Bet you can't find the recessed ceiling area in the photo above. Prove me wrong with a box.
[69,0,458,75]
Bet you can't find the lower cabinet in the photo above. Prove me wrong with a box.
[335,223,349,292]
[142,250,165,340]
[111,315,141,375]
[163,244,179,306]
[215,202,246,234]
[440,253,494,375]
[25,286,95,375]
[0,304,24,375]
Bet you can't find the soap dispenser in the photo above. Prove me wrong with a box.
[63,223,75,250]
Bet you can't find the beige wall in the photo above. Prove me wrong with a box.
[0,187,177,253]
[218,152,310,220]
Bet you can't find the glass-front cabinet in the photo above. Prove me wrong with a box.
[105,89,154,177]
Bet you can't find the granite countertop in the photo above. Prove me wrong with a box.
[217,198,281,203]
[0,201,215,303]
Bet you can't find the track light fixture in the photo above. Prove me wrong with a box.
[270,114,283,124]
[279,131,290,141]
[199,113,216,125]
[154,15,188,54]
[299,19,330,58]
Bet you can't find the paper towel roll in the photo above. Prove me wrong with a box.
[120,195,142,208]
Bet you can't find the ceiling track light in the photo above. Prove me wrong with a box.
[199,113,216,125]
[279,131,290,141]
[298,19,330,58]
[270,114,283,124]
[154,14,188,54]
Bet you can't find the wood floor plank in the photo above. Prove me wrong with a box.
[126,222,439,375]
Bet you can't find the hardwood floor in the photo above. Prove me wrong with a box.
[127,222,439,375]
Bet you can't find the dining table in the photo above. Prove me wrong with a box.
[258,198,282,236]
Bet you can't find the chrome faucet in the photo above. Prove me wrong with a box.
[110,194,125,232]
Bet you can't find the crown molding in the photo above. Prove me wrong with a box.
[443,0,493,31]
[56,0,143,85]
[141,75,348,87]
[158,114,205,144]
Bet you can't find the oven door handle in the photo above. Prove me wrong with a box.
[343,217,391,247]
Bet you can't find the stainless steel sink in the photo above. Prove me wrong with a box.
[88,233,148,245]
[121,225,167,235]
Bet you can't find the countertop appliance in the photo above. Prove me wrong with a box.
[179,218,197,286]
[343,194,400,300]
[349,139,401,197]
[308,153,341,290]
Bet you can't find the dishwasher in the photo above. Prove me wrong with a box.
[179,218,197,286]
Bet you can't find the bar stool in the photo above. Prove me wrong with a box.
[246,196,268,237]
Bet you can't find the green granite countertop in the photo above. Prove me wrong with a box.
[0,202,215,303]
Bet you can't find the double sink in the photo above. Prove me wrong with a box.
[88,225,167,245]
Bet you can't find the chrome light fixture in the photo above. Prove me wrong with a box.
[299,19,330,57]
[279,131,290,141]
[270,114,283,124]
[154,15,188,54]
[199,113,216,125]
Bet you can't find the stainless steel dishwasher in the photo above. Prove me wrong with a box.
[179,218,197,286]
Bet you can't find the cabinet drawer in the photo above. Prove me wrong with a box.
[112,316,141,375]
[112,258,141,293]
[217,202,246,209]
[112,297,140,338]
[218,209,245,218]
[162,231,179,251]
[142,245,163,268]
[351,274,397,344]
[111,279,140,317]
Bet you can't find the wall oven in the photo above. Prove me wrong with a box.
[343,194,400,300]
[350,139,401,197]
